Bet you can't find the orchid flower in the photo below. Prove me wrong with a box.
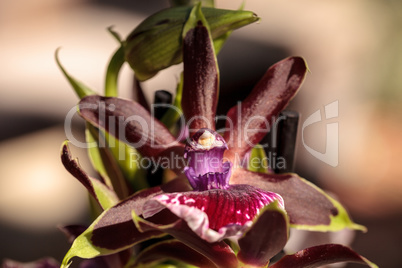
[54,5,378,268]
[3,4,377,268]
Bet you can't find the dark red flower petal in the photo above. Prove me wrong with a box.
[270,244,378,268]
[224,56,307,162]
[182,21,219,133]
[238,202,289,267]
[231,168,364,231]
[79,95,183,158]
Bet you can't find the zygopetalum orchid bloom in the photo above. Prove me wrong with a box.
[55,5,378,268]
[0,3,369,268]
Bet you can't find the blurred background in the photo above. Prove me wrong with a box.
[1,0,402,267]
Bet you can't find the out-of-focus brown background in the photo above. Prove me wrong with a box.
[1,0,401,267]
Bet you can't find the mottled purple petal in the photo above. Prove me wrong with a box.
[184,161,232,191]
[79,95,182,157]
[133,240,216,268]
[184,128,232,190]
[231,168,365,231]
[224,57,307,161]
[270,244,378,268]
[182,20,219,133]
[143,184,283,242]
[238,201,289,267]
[185,129,227,175]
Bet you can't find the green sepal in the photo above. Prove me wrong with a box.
[248,144,269,173]
[85,125,113,189]
[124,6,259,81]
[290,177,367,232]
[55,48,97,99]
[104,130,149,192]
[86,124,149,199]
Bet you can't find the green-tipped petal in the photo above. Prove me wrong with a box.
[61,141,119,210]
[61,186,168,268]
[231,168,366,232]
[55,48,97,99]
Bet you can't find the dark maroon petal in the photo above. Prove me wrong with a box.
[231,168,361,231]
[237,202,289,267]
[61,142,118,209]
[182,21,219,133]
[224,57,307,161]
[143,184,283,242]
[270,244,378,268]
[89,178,190,250]
[2,258,59,268]
[91,179,189,250]
[79,95,182,157]
[152,145,186,175]
[133,240,216,268]
[134,216,239,267]
[91,187,164,250]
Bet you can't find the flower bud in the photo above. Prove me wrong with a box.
[124,6,259,81]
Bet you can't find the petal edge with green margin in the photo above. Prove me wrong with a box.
[231,168,366,232]
[60,187,166,268]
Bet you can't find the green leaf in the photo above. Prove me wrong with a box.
[86,124,149,199]
[104,46,125,97]
[248,144,269,173]
[124,6,259,81]
[104,130,149,192]
[55,48,97,99]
